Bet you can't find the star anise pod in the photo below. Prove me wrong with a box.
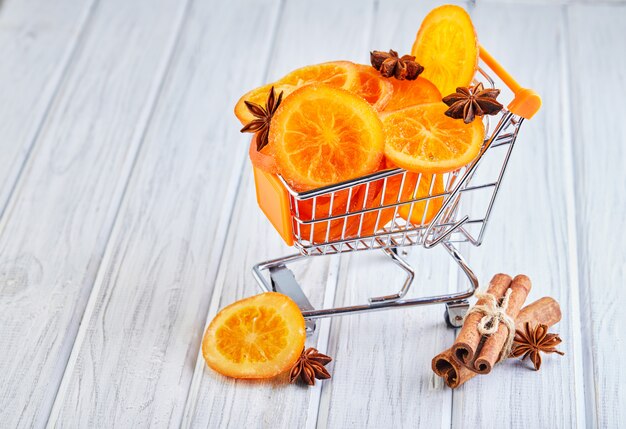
[510,322,564,371]
[442,83,503,124]
[370,49,424,80]
[240,86,283,151]
[289,347,332,386]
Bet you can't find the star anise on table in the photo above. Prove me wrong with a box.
[442,83,503,124]
[510,322,564,371]
[289,347,332,386]
[240,86,283,151]
[370,49,424,80]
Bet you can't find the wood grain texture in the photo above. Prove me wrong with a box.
[317,1,468,427]
[450,4,585,428]
[0,0,188,427]
[181,0,380,427]
[46,0,283,427]
[477,0,626,4]
[0,0,93,217]
[568,5,626,427]
[319,251,458,428]
[0,0,622,427]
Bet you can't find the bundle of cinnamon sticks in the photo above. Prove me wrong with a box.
[432,274,562,388]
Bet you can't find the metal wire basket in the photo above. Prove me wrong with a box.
[251,46,540,333]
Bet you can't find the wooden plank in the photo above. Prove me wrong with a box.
[0,0,188,427]
[450,4,585,427]
[181,0,378,427]
[0,0,93,216]
[477,0,626,4]
[568,5,626,427]
[46,0,283,426]
[317,2,468,427]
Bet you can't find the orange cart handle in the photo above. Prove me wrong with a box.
[479,45,541,120]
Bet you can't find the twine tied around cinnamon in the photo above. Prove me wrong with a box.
[464,288,516,363]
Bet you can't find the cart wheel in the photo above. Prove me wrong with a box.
[443,300,470,328]
[443,309,455,329]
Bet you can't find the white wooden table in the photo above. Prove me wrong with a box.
[0,0,624,427]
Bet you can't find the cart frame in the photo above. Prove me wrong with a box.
[250,46,540,333]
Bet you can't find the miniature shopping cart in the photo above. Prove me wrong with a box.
[251,46,541,333]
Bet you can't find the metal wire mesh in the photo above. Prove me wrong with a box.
[277,68,524,257]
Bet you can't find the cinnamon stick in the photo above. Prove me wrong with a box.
[473,274,532,374]
[451,273,512,365]
[432,348,476,389]
[515,296,561,327]
[432,297,561,388]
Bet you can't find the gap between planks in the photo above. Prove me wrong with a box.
[182,0,379,426]
[45,0,194,425]
[560,4,588,427]
[0,0,97,224]
[180,2,286,424]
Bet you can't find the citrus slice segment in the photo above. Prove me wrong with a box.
[383,77,441,112]
[411,5,478,96]
[268,84,384,190]
[202,292,306,379]
[351,65,393,111]
[381,103,485,173]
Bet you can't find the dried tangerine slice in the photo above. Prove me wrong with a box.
[381,103,485,173]
[268,84,384,190]
[279,61,357,89]
[397,173,444,225]
[383,77,441,112]
[351,65,393,110]
[296,186,362,243]
[234,62,358,125]
[358,168,443,235]
[202,292,305,379]
[411,5,478,96]
[235,83,294,126]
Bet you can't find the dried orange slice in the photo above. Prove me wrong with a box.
[411,5,478,96]
[397,173,445,225]
[296,187,361,243]
[234,62,358,125]
[383,77,441,112]
[202,292,305,379]
[357,162,444,235]
[235,83,293,126]
[351,65,393,110]
[279,61,357,89]
[381,103,485,173]
[268,84,384,190]
[248,136,278,174]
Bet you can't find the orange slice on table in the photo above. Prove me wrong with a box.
[268,84,384,191]
[383,77,441,112]
[381,103,485,174]
[351,65,393,111]
[234,62,358,125]
[411,5,478,96]
[202,292,306,379]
